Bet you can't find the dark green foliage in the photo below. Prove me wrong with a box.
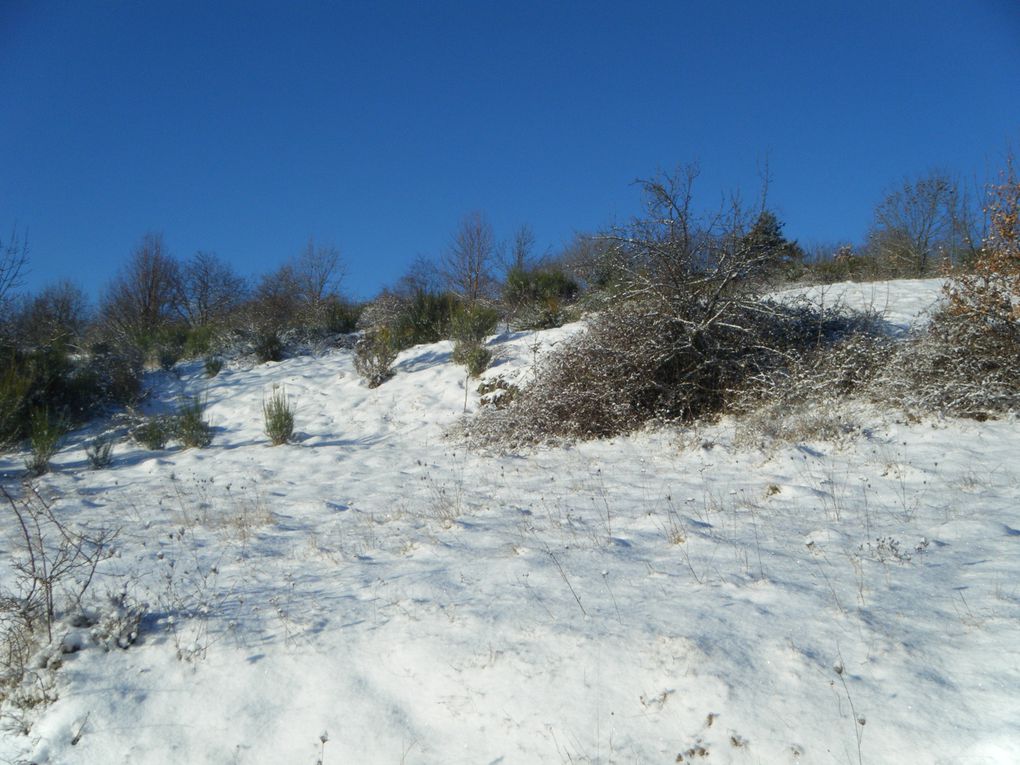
[392,290,460,349]
[0,363,32,445]
[504,266,579,306]
[254,331,284,363]
[87,346,143,406]
[262,388,295,445]
[150,324,188,370]
[450,303,499,346]
[740,211,805,278]
[453,342,492,378]
[25,409,67,476]
[173,397,212,448]
[504,266,579,329]
[183,324,218,358]
[0,344,140,445]
[319,297,362,334]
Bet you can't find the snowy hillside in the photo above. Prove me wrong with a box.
[1,279,1018,764]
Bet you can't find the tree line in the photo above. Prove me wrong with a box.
[0,162,1003,445]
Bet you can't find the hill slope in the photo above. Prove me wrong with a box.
[1,279,1017,764]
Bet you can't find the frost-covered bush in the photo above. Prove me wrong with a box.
[354,327,397,388]
[878,307,1020,418]
[470,166,888,447]
[734,330,891,448]
[85,433,115,469]
[472,297,878,446]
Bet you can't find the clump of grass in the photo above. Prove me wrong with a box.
[133,416,172,450]
[203,356,224,377]
[25,409,67,476]
[174,397,212,448]
[262,388,295,445]
[85,434,115,469]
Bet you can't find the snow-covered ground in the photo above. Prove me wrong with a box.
[1,278,1017,764]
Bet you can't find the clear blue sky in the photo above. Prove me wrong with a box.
[2,0,1019,301]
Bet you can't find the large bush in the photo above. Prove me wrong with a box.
[470,167,885,447]
[473,296,879,446]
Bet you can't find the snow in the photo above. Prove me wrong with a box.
[1,278,1018,764]
[773,278,947,335]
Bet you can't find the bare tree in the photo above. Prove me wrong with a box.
[394,255,442,298]
[294,239,345,308]
[178,251,247,326]
[12,280,90,347]
[443,211,496,303]
[100,232,182,343]
[248,240,346,332]
[0,225,28,306]
[600,164,770,304]
[866,171,982,275]
[507,224,536,274]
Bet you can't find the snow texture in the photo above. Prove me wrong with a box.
[1,278,1017,764]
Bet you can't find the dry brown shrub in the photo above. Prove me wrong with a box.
[885,158,1020,418]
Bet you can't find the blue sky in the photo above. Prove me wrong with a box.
[2,0,1019,301]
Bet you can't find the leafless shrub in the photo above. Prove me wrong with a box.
[0,226,28,307]
[1,484,119,711]
[877,311,1020,418]
[474,297,879,447]
[469,166,886,447]
[243,240,350,344]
